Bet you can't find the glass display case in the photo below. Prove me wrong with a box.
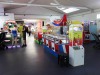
[43,34,69,44]
[42,34,69,54]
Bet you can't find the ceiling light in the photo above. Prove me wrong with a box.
[63,8,79,13]
[56,7,80,13]
[60,7,65,10]
[23,19,38,22]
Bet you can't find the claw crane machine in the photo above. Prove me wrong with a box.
[69,21,84,67]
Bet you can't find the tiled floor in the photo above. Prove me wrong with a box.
[0,35,100,75]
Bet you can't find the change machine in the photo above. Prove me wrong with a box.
[69,21,84,67]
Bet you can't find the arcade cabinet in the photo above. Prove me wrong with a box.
[69,21,84,67]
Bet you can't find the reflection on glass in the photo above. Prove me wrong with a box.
[6,35,11,38]
[62,40,66,44]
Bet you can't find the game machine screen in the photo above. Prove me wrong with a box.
[69,24,83,47]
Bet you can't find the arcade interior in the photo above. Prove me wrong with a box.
[0,0,100,75]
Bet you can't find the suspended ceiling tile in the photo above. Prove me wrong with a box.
[0,0,29,3]
[13,0,29,3]
[32,0,54,5]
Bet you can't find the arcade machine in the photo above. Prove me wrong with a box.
[42,24,54,45]
[3,20,17,31]
[83,22,90,43]
[34,20,43,44]
[69,21,84,67]
[43,34,68,57]
[43,14,69,58]
[3,20,21,48]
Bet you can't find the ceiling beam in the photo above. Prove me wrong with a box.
[44,7,63,14]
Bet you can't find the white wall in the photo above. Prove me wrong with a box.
[68,11,97,22]
[0,7,4,15]
[0,17,5,28]
[0,13,15,28]
[68,9,100,33]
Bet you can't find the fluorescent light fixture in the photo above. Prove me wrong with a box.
[60,7,65,10]
[97,14,100,19]
[57,7,80,13]
[23,19,38,22]
[63,8,79,13]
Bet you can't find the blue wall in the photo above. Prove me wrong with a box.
[89,24,97,40]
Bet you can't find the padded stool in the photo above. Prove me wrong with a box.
[58,53,69,67]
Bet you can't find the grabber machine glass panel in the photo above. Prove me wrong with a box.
[69,21,84,67]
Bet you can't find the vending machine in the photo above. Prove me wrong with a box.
[69,21,84,67]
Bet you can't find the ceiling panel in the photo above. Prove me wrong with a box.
[0,0,100,15]
[5,6,62,16]
[5,6,24,10]
[0,0,4,2]
[60,0,100,9]
[0,0,29,3]
[32,0,54,5]
[45,7,64,14]
[0,4,24,10]
[13,0,29,3]
[0,0,100,9]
